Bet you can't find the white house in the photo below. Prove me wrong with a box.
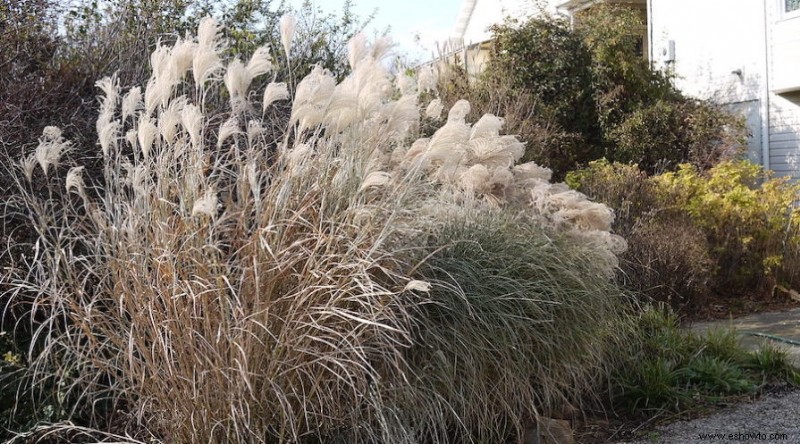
[640,0,800,179]
[450,0,800,179]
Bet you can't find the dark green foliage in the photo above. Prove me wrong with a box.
[438,5,745,178]
[488,17,601,147]
[611,307,799,415]
[610,100,745,174]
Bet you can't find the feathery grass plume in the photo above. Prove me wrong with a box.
[191,187,217,217]
[158,96,186,143]
[244,160,260,201]
[359,171,392,192]
[246,120,264,146]
[193,17,224,88]
[125,128,137,149]
[149,44,173,80]
[137,115,159,159]
[290,65,336,131]
[347,33,369,69]
[417,65,438,93]
[98,119,120,157]
[262,82,289,111]
[459,164,492,194]
[121,86,143,122]
[217,116,241,148]
[396,72,417,96]
[489,166,514,190]
[95,75,120,115]
[20,154,37,182]
[224,58,250,99]
[197,15,222,49]
[171,38,198,78]
[447,99,471,123]
[324,54,394,132]
[246,46,273,79]
[181,102,204,148]
[424,118,471,166]
[279,14,297,57]
[470,114,505,140]
[383,95,420,142]
[127,164,150,196]
[513,161,553,182]
[65,166,85,195]
[425,98,444,119]
[34,126,70,176]
[403,280,431,292]
[370,36,395,61]
[192,45,222,88]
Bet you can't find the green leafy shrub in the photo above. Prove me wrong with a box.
[487,16,600,146]
[2,17,636,443]
[610,100,746,174]
[575,4,675,132]
[434,5,744,179]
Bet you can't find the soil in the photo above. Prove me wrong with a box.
[685,288,800,322]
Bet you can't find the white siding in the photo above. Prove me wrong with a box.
[769,92,800,179]
[649,0,800,179]
[771,13,800,93]
[649,0,766,104]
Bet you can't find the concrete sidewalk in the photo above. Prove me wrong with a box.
[691,307,800,365]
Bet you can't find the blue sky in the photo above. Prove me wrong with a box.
[289,1,547,62]
[290,0,464,62]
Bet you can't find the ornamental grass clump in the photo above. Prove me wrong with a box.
[3,16,634,443]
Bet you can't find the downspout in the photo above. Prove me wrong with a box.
[761,0,771,170]
[647,0,654,67]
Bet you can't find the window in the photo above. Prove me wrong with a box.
[787,0,800,13]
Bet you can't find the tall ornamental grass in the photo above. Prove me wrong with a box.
[3,16,635,443]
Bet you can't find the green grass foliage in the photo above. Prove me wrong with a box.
[611,308,800,415]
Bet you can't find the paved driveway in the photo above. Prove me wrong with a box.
[691,308,800,365]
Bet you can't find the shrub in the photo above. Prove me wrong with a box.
[569,159,800,310]
[622,214,715,310]
[2,17,635,443]
[434,6,745,179]
[656,160,800,292]
[610,100,745,174]
[487,16,600,146]
[567,160,714,310]
[574,4,675,133]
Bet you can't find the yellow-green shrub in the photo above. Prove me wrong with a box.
[570,159,800,308]
[656,160,800,290]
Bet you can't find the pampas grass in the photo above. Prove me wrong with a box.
[3,15,636,443]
